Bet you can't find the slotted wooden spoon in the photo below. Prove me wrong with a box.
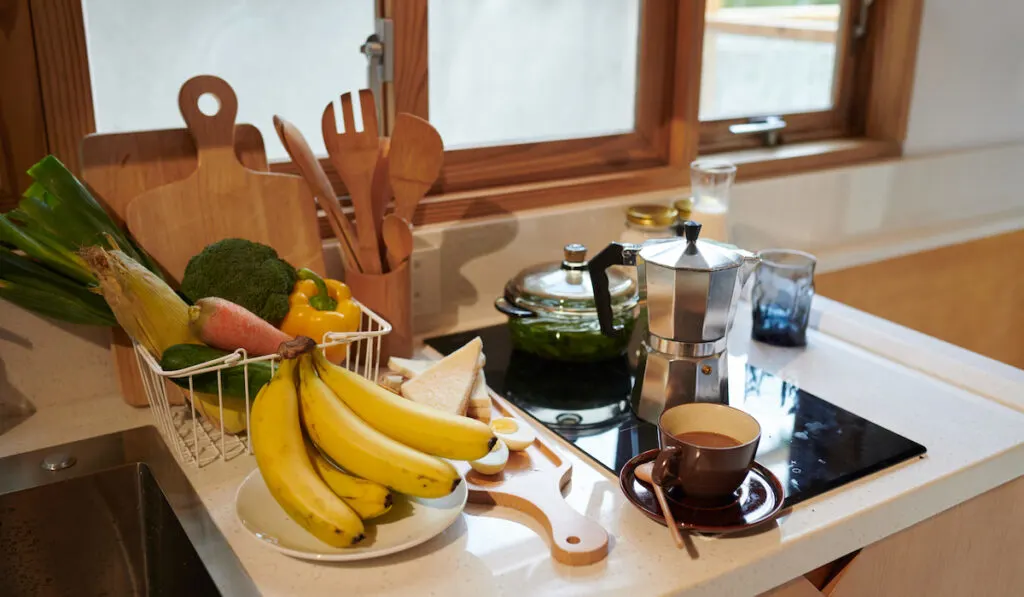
[323,90,383,274]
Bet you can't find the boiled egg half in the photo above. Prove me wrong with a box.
[469,437,508,475]
[490,417,536,451]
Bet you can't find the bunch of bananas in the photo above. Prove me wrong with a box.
[250,339,496,548]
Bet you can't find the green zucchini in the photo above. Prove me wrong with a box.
[160,344,273,400]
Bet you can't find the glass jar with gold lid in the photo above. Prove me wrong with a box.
[620,204,678,245]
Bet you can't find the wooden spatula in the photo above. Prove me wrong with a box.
[381,214,413,272]
[125,75,324,282]
[322,90,383,274]
[390,113,444,223]
[273,115,362,273]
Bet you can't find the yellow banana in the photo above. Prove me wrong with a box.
[192,391,248,434]
[298,355,461,498]
[304,439,393,519]
[314,350,495,460]
[251,358,365,547]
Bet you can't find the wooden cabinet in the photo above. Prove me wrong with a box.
[761,475,1024,597]
[815,230,1024,369]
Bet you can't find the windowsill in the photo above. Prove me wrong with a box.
[316,137,901,234]
[713,138,902,182]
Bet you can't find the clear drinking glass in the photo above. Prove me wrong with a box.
[751,249,817,347]
[690,159,737,214]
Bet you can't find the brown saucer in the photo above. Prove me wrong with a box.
[619,449,786,534]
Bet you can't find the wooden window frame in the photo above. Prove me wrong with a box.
[388,0,678,194]
[3,0,922,225]
[377,0,920,225]
[698,0,859,153]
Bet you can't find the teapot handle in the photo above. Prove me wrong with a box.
[588,242,639,337]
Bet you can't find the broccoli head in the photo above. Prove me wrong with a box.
[180,238,297,325]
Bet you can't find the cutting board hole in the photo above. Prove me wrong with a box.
[566,536,581,544]
[198,92,221,116]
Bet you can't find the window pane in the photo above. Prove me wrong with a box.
[429,0,640,150]
[83,0,374,161]
[699,0,842,121]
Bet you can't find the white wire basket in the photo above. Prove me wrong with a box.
[134,300,391,467]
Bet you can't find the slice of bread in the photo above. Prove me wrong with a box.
[466,405,491,423]
[400,338,483,416]
[389,354,485,378]
[469,370,491,411]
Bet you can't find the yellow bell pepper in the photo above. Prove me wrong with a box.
[279,269,361,363]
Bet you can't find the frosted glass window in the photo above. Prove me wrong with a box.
[428,0,640,150]
[83,0,374,161]
[699,0,842,121]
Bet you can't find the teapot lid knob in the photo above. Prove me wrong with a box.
[563,243,587,263]
[682,220,702,244]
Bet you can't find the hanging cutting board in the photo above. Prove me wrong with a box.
[125,74,324,283]
[418,347,609,565]
[82,101,270,407]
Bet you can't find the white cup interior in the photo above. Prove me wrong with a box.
[660,403,760,447]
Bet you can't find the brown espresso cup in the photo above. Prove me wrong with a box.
[651,403,762,499]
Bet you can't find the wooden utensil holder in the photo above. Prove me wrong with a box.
[345,260,412,361]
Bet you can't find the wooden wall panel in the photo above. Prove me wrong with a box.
[30,0,94,173]
[0,0,48,210]
[816,231,1024,369]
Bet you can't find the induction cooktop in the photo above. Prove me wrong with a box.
[427,325,926,507]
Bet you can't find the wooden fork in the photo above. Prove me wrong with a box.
[322,90,383,274]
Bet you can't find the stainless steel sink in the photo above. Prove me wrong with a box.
[0,426,257,596]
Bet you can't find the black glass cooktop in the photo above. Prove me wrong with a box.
[427,325,926,507]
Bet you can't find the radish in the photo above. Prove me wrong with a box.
[189,297,292,356]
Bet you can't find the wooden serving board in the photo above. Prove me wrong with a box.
[125,75,324,283]
[419,345,609,565]
[81,103,269,407]
[459,393,610,566]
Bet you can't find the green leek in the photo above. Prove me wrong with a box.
[23,156,162,275]
[0,280,117,326]
[0,214,95,285]
[0,248,114,323]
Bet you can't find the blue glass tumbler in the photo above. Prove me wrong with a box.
[751,249,817,347]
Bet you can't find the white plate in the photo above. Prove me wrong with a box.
[235,469,468,561]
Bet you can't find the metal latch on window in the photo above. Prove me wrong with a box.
[854,0,875,39]
[360,18,393,135]
[728,116,786,147]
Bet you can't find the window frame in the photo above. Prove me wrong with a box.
[697,0,860,153]
[3,0,923,225]
[388,0,680,194]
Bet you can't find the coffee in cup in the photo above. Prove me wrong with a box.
[651,403,761,499]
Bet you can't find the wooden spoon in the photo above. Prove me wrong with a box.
[381,215,414,272]
[635,461,685,549]
[370,137,391,232]
[273,115,362,273]
[389,113,443,223]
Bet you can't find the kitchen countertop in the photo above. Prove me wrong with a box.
[3,301,1024,597]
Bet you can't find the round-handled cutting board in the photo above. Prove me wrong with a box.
[458,394,610,566]
[125,75,324,282]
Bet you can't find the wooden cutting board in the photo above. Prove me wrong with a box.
[416,346,609,565]
[125,74,324,283]
[82,100,270,407]
[460,393,610,566]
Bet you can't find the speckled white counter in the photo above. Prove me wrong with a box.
[4,299,1023,597]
